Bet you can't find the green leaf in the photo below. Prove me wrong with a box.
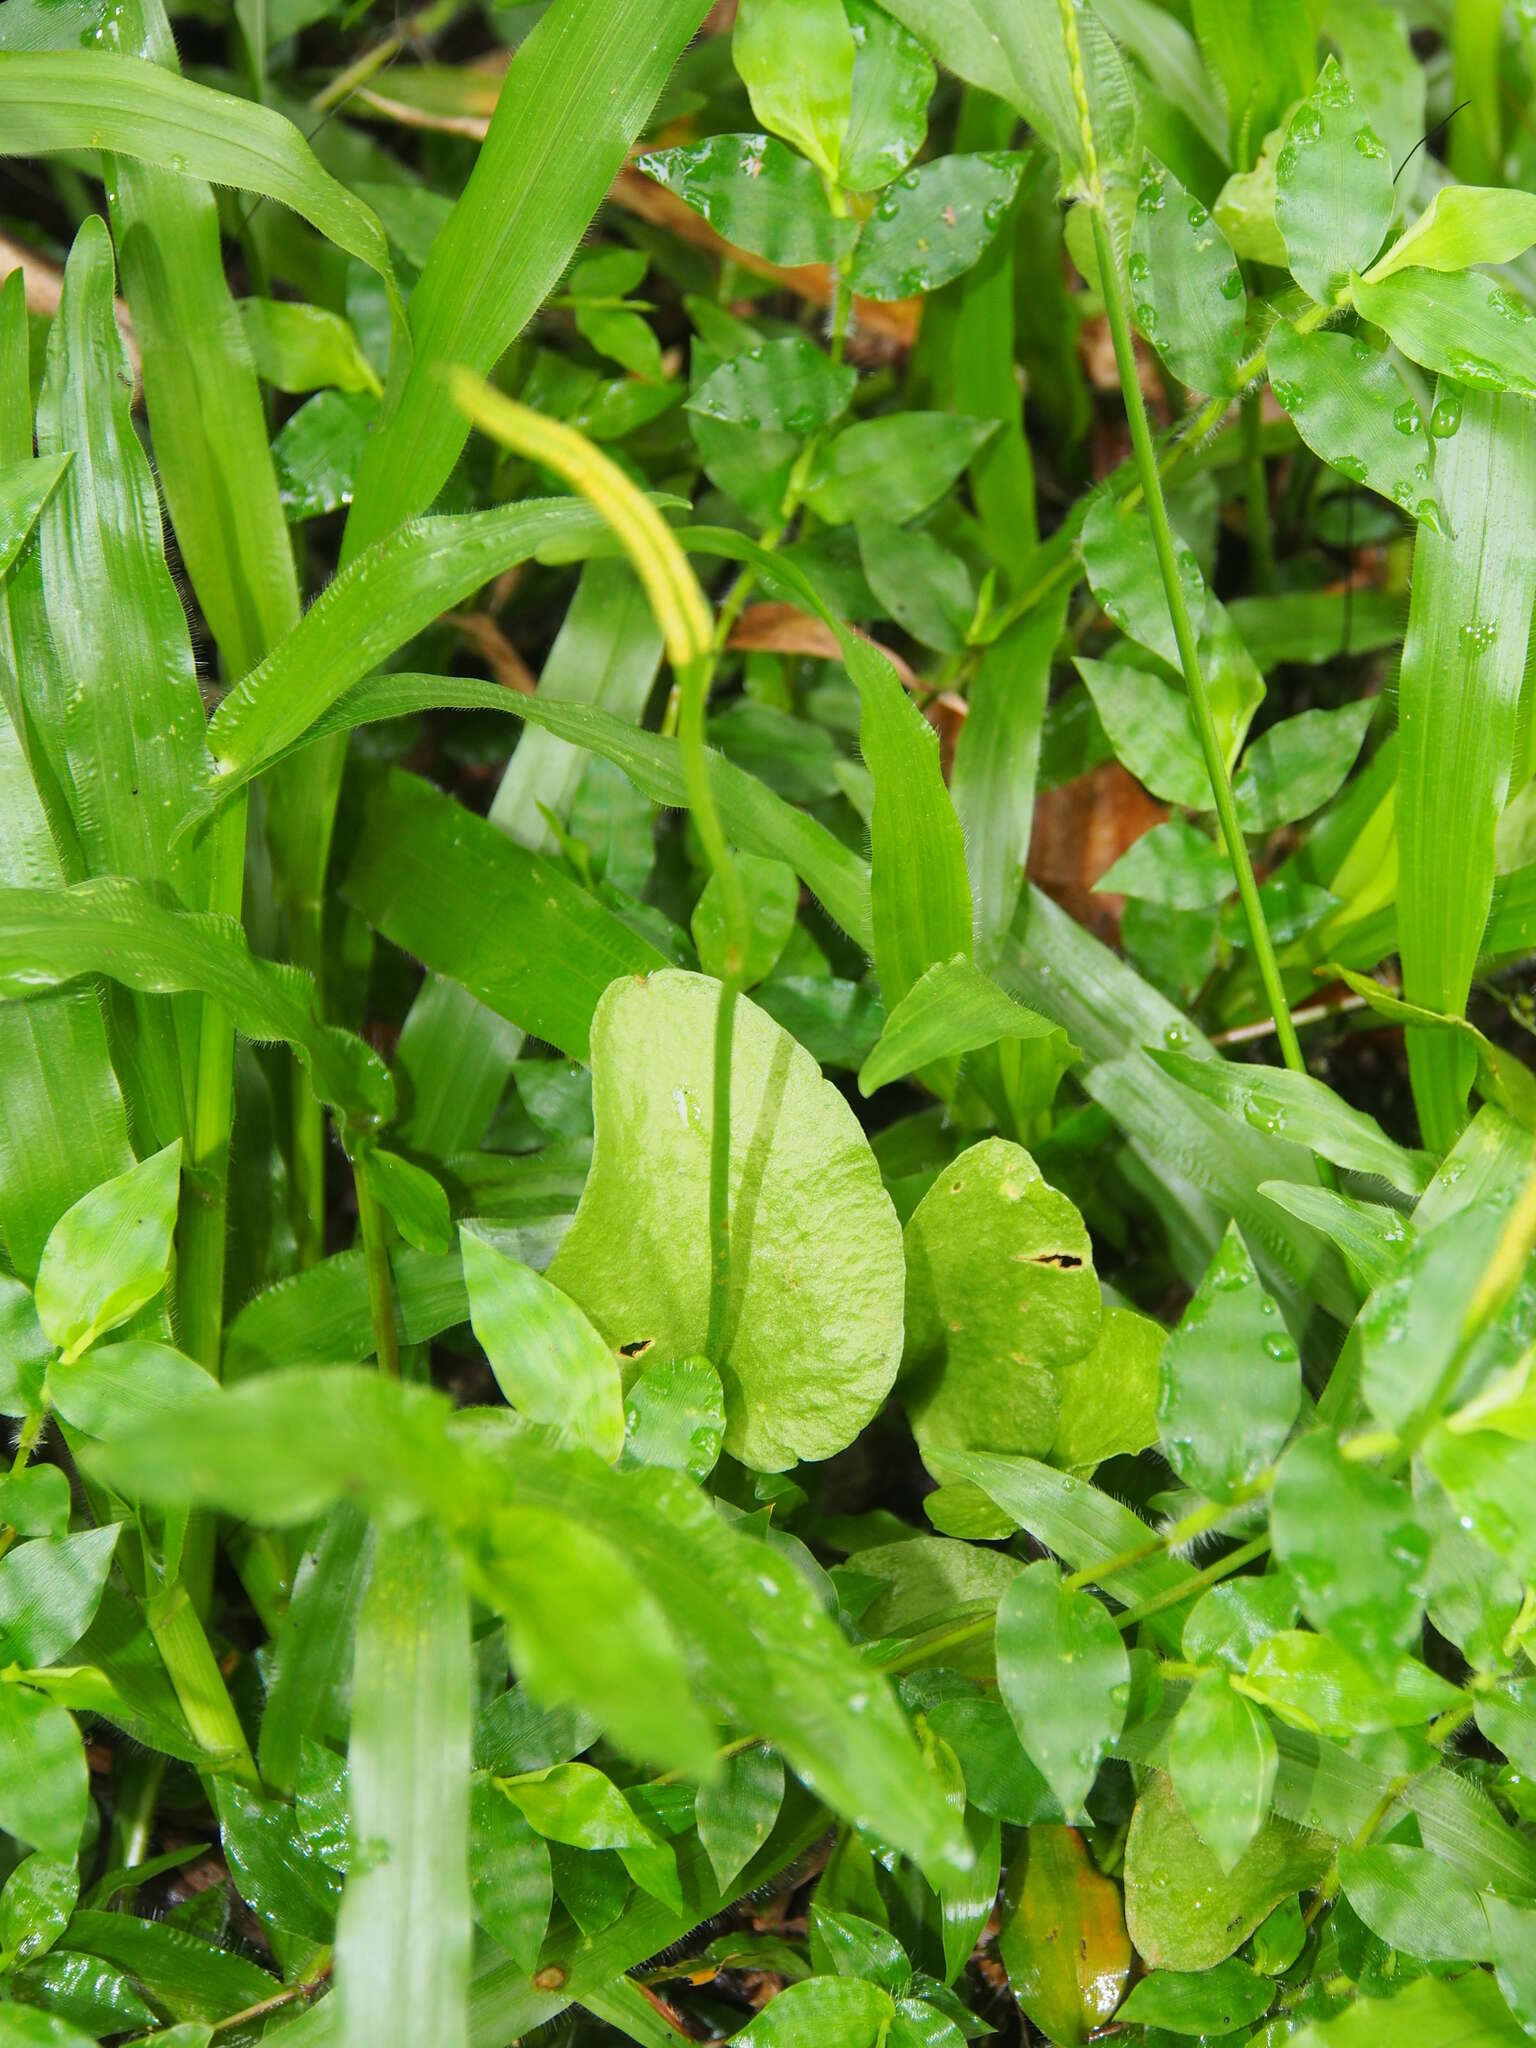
[293,672,871,957]
[619,1355,725,1481]
[996,1558,1128,1819]
[1367,185,1536,281]
[1270,1431,1427,1657]
[0,51,400,340]
[501,1763,679,1911]
[952,596,1068,956]
[1168,1672,1277,1873]
[1290,1973,1528,2048]
[238,297,380,397]
[34,1144,179,1362]
[1189,0,1312,164]
[0,1853,77,1971]
[1130,154,1246,396]
[1420,1426,1536,1581]
[858,956,1074,1096]
[1274,58,1393,304]
[203,496,608,789]
[333,1520,472,2048]
[345,0,709,548]
[212,1779,341,1943]
[1267,321,1442,526]
[638,136,859,268]
[1243,1632,1462,1734]
[0,879,393,1127]
[841,0,933,191]
[470,1775,551,1971]
[1352,268,1536,399]
[687,337,856,436]
[63,1909,275,2021]
[692,852,799,987]
[1182,1573,1296,1672]
[1098,819,1232,907]
[1124,1771,1332,1971]
[355,1148,452,1258]
[1259,1184,1411,1300]
[858,519,974,654]
[0,1684,85,1859]
[731,1976,895,2047]
[697,1746,785,1890]
[901,1138,1099,1467]
[342,769,666,1065]
[461,1226,625,1462]
[686,529,969,1003]
[1327,969,1536,1137]
[1074,656,1209,807]
[0,1528,119,1668]
[1337,1842,1493,1962]
[1233,699,1376,831]
[547,970,905,1470]
[273,390,375,524]
[733,0,855,182]
[1118,1958,1272,2035]
[1488,1892,1536,2036]
[809,1906,910,1991]
[803,413,997,528]
[258,1502,372,1797]
[1156,1222,1299,1500]
[0,1468,69,1539]
[1051,1305,1164,1475]
[850,152,1024,302]
[1150,1048,1433,1197]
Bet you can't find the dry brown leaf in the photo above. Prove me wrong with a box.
[1029,761,1166,943]
[727,601,921,691]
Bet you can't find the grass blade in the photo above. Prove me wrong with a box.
[1396,389,1536,1147]
[344,0,712,549]
[334,1519,472,2048]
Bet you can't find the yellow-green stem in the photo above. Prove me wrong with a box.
[354,1169,401,1377]
[145,1580,259,1788]
[1090,204,1306,1076]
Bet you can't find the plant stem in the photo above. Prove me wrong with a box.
[1062,1469,1272,1594]
[354,1169,401,1377]
[308,0,460,111]
[1115,1531,1271,1631]
[1242,390,1276,592]
[144,1579,259,1787]
[1090,204,1306,1076]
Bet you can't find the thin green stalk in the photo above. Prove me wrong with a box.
[144,1579,259,1787]
[1090,204,1306,1076]
[1115,1531,1271,1631]
[308,0,461,112]
[1062,1469,1274,1594]
[1242,390,1276,592]
[354,1169,401,1377]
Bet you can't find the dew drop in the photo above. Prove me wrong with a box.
[1431,392,1463,438]
[1391,398,1421,437]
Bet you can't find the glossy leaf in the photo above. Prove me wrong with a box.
[469,1776,552,1970]
[734,0,854,181]
[1075,655,1209,807]
[692,852,799,987]
[687,336,855,435]
[0,879,393,1127]
[858,956,1074,1096]
[238,298,379,397]
[996,1559,1129,1819]
[619,1356,726,1482]
[501,1763,679,1911]
[1157,1222,1300,1499]
[1367,185,1536,280]
[638,135,858,268]
[1274,58,1393,304]
[547,971,905,1470]
[1130,154,1246,395]
[1232,699,1376,831]
[0,1528,120,1669]
[697,1746,785,1890]
[1352,267,1536,397]
[1169,1672,1277,1872]
[0,1685,86,1859]
[732,1977,894,2047]
[1117,1958,1272,2034]
[34,1144,179,1362]
[1243,1632,1462,1734]
[1270,1431,1427,1657]
[841,0,933,190]
[850,152,1025,301]
[802,414,997,528]
[461,1227,625,1461]
[1267,321,1441,526]
[1337,1842,1493,1961]
[997,1824,1131,2047]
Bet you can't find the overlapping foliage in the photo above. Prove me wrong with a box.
[2,0,1536,2043]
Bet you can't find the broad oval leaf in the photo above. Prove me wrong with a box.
[841,0,934,192]
[638,135,858,268]
[1267,320,1442,527]
[1337,1842,1493,1962]
[1352,266,1536,400]
[34,1143,181,1363]
[1274,57,1393,304]
[901,1138,1099,1467]
[850,152,1025,303]
[733,0,855,182]
[996,1823,1131,2046]
[1168,1671,1278,1873]
[687,337,856,437]
[548,970,905,1471]
[1130,154,1246,396]
[1270,1430,1428,1657]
